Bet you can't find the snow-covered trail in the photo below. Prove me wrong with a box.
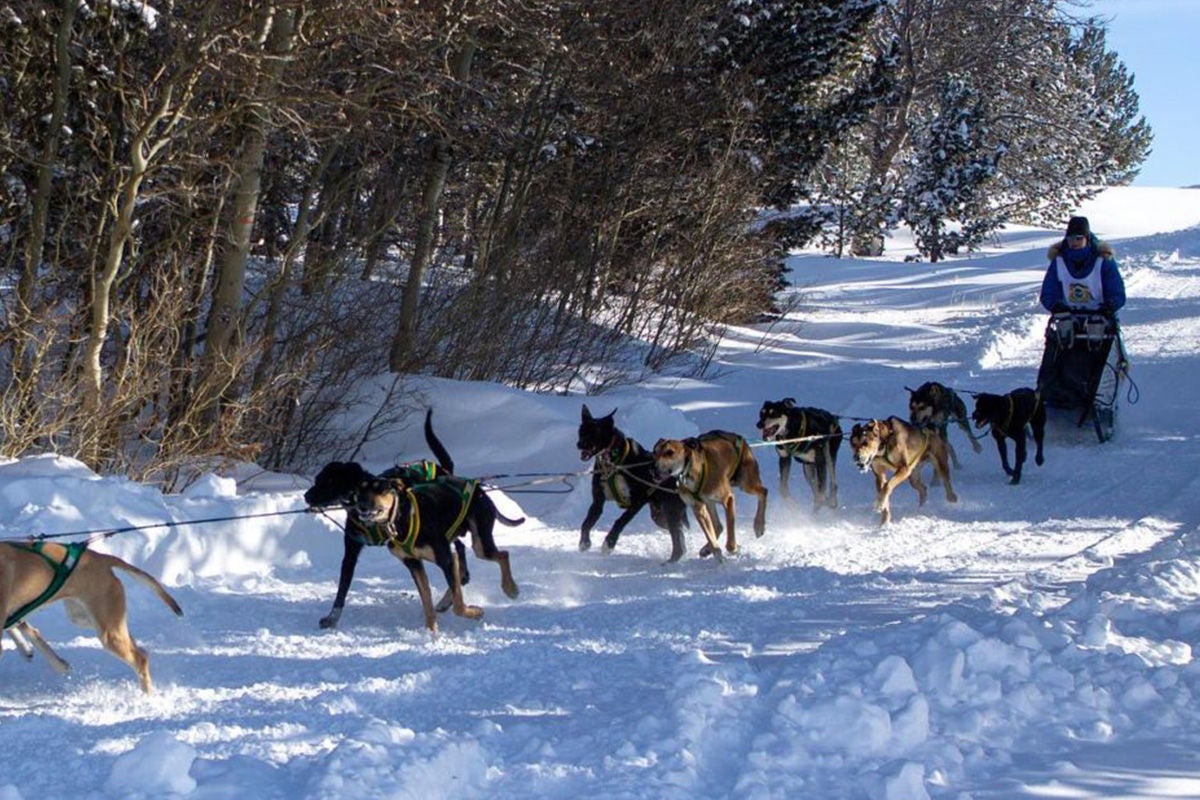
[4,204,1200,800]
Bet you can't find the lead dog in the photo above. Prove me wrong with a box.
[304,409,503,629]
[907,381,982,468]
[577,405,689,562]
[756,398,842,510]
[348,473,521,634]
[971,388,1046,484]
[652,431,768,559]
[1,540,182,693]
[849,417,958,525]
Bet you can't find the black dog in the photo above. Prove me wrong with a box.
[971,388,1046,485]
[907,381,982,468]
[577,405,689,562]
[755,398,842,510]
[348,472,521,633]
[305,409,521,629]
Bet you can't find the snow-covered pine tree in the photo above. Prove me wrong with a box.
[900,76,1004,262]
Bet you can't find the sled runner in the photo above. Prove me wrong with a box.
[1035,311,1128,443]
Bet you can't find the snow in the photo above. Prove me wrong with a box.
[3,185,1200,798]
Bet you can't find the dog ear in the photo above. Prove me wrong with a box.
[582,404,592,421]
[683,437,701,450]
[782,397,796,407]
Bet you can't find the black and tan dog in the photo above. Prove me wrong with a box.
[756,398,842,511]
[305,409,516,629]
[347,473,521,634]
[971,388,1046,485]
[652,431,768,559]
[907,381,982,468]
[1,540,182,692]
[849,417,958,525]
[577,405,689,562]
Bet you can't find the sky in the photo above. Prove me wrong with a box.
[1088,0,1200,187]
[3,186,1200,799]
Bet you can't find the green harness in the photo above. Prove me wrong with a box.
[3,540,88,629]
[349,479,478,556]
[598,438,634,508]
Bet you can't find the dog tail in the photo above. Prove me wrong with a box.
[496,510,526,527]
[424,408,455,474]
[100,553,184,617]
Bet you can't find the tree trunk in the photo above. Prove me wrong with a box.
[388,30,477,372]
[202,7,296,405]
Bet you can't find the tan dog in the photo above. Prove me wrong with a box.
[1,540,183,693]
[652,431,768,558]
[849,417,958,525]
[6,620,70,673]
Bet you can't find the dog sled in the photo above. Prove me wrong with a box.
[1035,311,1129,443]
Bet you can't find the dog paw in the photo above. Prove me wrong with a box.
[503,582,519,599]
[578,538,592,552]
[318,615,339,630]
[698,542,715,558]
[946,492,958,503]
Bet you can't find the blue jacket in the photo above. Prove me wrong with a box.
[1039,235,1126,312]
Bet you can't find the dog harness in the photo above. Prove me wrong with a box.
[678,433,746,502]
[991,393,1042,437]
[3,540,89,629]
[382,459,442,484]
[775,413,813,457]
[597,437,634,508]
[349,479,478,556]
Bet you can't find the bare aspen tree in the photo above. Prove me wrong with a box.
[201,6,298,414]
[388,10,478,372]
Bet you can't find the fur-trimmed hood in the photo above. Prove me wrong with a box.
[1047,236,1114,261]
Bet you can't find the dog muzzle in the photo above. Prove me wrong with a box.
[653,464,680,481]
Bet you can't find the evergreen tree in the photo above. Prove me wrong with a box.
[900,76,1005,262]
[804,0,1152,256]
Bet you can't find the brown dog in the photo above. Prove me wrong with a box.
[652,431,768,558]
[849,417,958,525]
[1,540,183,693]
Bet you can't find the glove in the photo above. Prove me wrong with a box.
[1100,301,1117,319]
[1050,301,1070,314]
